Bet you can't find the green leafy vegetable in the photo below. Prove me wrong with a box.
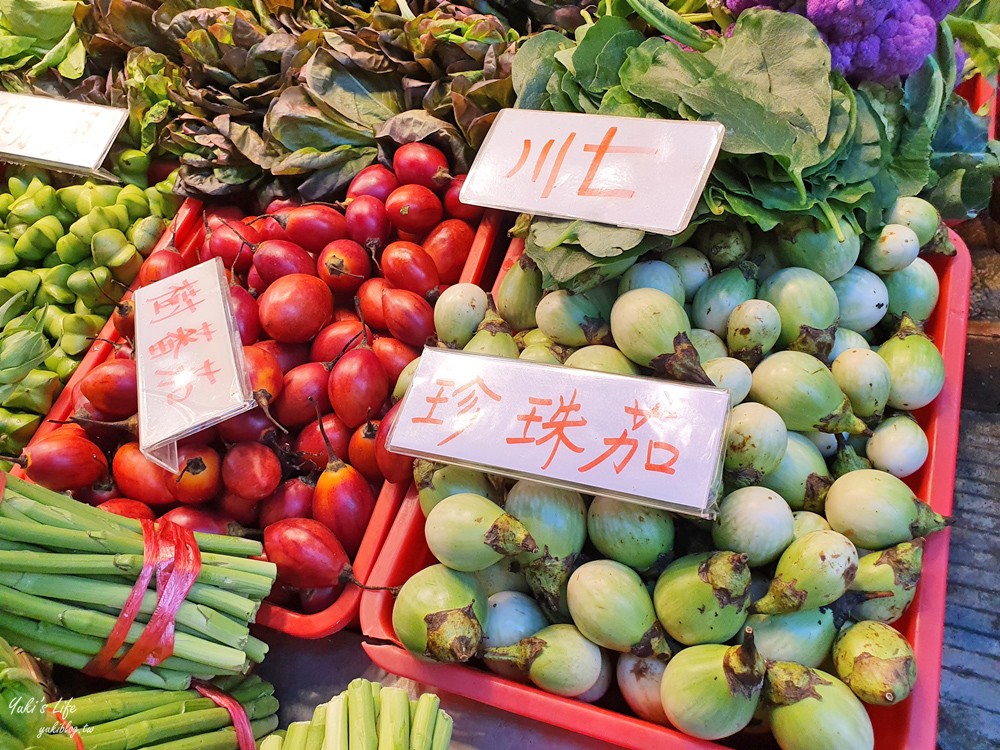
[948,0,1000,78]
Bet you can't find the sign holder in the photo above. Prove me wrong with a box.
[133,258,255,472]
[0,92,127,181]
[459,110,724,236]
[387,347,730,518]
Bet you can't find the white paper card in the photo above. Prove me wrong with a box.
[388,348,730,517]
[134,258,254,472]
[459,110,724,236]
[0,92,127,178]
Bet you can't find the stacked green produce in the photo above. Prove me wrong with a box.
[393,192,953,749]
[1,631,48,748]
[0,168,178,455]
[258,679,452,750]
[0,474,275,689]
[3,675,278,750]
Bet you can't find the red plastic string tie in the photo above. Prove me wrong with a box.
[84,519,201,681]
[45,707,85,750]
[192,679,256,750]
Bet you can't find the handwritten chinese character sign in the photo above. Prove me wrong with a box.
[134,258,254,471]
[459,111,725,236]
[388,349,730,517]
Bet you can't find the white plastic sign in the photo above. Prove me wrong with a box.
[134,258,254,472]
[0,92,127,179]
[387,348,730,517]
[459,110,724,236]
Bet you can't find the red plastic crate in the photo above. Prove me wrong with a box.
[360,232,972,750]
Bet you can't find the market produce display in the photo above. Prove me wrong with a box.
[0,0,990,748]
[0,168,178,457]
[256,678,453,750]
[385,188,956,747]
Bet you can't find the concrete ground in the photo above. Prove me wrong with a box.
[939,409,1000,750]
[938,212,1000,750]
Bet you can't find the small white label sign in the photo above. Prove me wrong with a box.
[0,92,127,177]
[388,348,730,517]
[459,110,724,236]
[134,258,254,472]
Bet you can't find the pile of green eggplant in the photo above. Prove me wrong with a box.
[0,167,178,456]
[391,194,954,750]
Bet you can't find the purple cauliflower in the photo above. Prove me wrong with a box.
[725,0,962,82]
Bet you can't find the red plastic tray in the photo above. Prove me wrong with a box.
[360,232,972,750]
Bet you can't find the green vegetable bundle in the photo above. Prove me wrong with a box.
[1,632,48,747]
[4,669,278,750]
[260,679,452,750]
[513,7,995,232]
[0,474,275,690]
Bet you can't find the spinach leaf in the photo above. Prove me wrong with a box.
[512,31,575,110]
[619,37,712,112]
[571,16,642,95]
[598,86,648,117]
[706,10,832,146]
[529,218,645,257]
[889,55,944,196]
[922,143,1000,219]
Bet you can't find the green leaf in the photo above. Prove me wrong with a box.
[513,31,575,110]
[0,34,35,61]
[301,47,404,130]
[598,86,647,117]
[575,222,645,257]
[266,86,374,153]
[571,16,642,94]
[560,69,599,114]
[27,22,75,77]
[889,54,944,196]
[528,218,645,257]
[805,75,856,177]
[56,36,85,78]
[0,0,75,40]
[619,37,713,112]
[705,10,832,145]
[948,15,1000,77]
[837,88,887,185]
[922,142,1000,219]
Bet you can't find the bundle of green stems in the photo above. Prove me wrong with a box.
[259,678,453,750]
[0,474,276,689]
[31,674,279,750]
